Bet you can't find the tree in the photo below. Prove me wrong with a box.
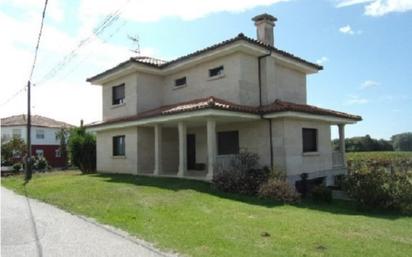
[68,127,96,173]
[55,127,69,166]
[1,137,27,165]
[391,133,412,151]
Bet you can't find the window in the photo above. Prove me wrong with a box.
[112,84,125,105]
[55,149,61,158]
[302,128,318,152]
[209,66,224,78]
[217,131,239,155]
[113,135,125,156]
[174,77,187,87]
[36,129,45,139]
[12,129,21,138]
[35,149,44,157]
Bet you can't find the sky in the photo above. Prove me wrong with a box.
[0,0,411,139]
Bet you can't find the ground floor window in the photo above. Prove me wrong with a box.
[217,131,239,155]
[113,135,125,156]
[55,149,61,158]
[35,149,44,157]
[302,128,318,152]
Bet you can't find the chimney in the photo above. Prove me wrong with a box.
[252,13,277,46]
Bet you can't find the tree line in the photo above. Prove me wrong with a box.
[332,132,412,152]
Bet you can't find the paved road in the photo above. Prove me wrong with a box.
[1,187,177,257]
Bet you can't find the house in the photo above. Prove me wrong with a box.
[1,114,73,167]
[86,14,361,185]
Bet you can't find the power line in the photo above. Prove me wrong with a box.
[29,0,49,81]
[0,87,27,107]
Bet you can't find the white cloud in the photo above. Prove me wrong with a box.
[345,95,369,105]
[336,0,412,16]
[360,80,380,89]
[339,25,362,35]
[316,56,329,65]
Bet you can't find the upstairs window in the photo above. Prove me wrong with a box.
[113,135,125,156]
[302,128,318,152]
[12,129,21,138]
[174,77,187,87]
[36,129,45,139]
[112,84,125,105]
[209,66,224,78]
[217,131,239,155]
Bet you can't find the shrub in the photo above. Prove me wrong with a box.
[34,157,48,171]
[212,152,270,195]
[344,169,412,214]
[258,178,300,203]
[12,163,22,172]
[68,127,96,173]
[311,185,332,203]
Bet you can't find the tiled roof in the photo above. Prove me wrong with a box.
[87,33,322,82]
[1,114,74,128]
[87,97,361,128]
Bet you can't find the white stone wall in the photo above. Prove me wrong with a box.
[96,127,138,174]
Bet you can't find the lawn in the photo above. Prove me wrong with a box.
[2,171,412,257]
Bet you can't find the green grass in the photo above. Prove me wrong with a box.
[347,151,412,162]
[2,171,412,257]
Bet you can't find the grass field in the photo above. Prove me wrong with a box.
[2,171,412,257]
[347,151,412,161]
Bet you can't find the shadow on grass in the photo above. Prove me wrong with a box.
[89,172,407,220]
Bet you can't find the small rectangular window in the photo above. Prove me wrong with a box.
[209,66,224,78]
[36,129,45,139]
[35,149,44,157]
[217,131,239,155]
[12,129,21,138]
[55,149,61,158]
[302,128,318,152]
[113,135,126,156]
[174,77,187,87]
[112,84,125,105]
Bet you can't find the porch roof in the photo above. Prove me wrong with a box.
[86,96,362,130]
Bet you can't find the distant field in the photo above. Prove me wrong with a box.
[347,151,412,173]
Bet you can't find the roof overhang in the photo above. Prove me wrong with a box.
[87,109,260,132]
[87,40,320,85]
[263,111,360,124]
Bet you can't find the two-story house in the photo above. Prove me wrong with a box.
[1,114,73,167]
[86,14,361,185]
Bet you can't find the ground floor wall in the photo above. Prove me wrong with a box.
[31,145,67,167]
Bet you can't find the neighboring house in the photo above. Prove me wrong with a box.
[86,14,361,185]
[1,114,73,167]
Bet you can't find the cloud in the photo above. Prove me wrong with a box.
[360,80,380,89]
[345,95,369,105]
[316,56,329,65]
[339,25,362,35]
[336,0,412,16]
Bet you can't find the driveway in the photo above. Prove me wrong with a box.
[1,187,177,257]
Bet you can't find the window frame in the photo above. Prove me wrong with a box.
[35,149,44,157]
[12,128,21,138]
[208,65,224,78]
[112,84,125,106]
[302,128,318,153]
[36,129,45,139]
[174,76,187,87]
[55,149,61,158]
[112,135,126,157]
[217,131,239,155]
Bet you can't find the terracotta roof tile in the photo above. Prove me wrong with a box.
[87,34,322,82]
[1,114,74,128]
[87,97,361,128]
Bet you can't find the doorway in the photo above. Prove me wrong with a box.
[187,134,196,170]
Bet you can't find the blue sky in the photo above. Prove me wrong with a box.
[0,0,411,139]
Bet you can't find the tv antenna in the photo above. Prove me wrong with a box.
[128,34,140,55]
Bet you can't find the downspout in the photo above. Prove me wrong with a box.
[258,50,274,169]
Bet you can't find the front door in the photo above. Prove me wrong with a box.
[187,134,196,170]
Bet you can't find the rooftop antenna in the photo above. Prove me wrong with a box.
[127,34,140,55]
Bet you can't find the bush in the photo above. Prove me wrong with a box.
[258,178,300,203]
[212,152,270,195]
[68,127,96,173]
[12,163,22,172]
[344,169,412,214]
[311,185,332,203]
[33,157,48,171]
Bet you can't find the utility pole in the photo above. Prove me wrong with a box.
[25,80,32,182]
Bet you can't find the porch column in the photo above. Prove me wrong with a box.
[338,124,346,166]
[206,118,216,180]
[154,124,162,175]
[177,121,187,177]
